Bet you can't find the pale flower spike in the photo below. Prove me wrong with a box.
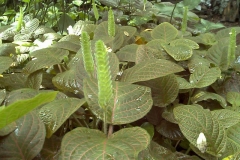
[197,132,207,153]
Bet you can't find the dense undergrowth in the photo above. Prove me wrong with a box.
[0,0,240,160]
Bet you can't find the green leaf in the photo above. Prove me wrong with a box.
[0,89,6,104]
[174,105,227,156]
[216,27,240,40]
[141,122,154,139]
[24,48,69,74]
[151,22,178,43]
[0,111,46,159]
[189,66,221,88]
[187,33,217,46]
[226,92,240,108]
[116,44,138,62]
[212,109,240,129]
[0,122,16,136]
[188,53,211,73]
[183,0,201,10]
[26,70,43,90]
[177,77,194,89]
[206,38,229,71]
[162,44,193,61]
[0,91,57,129]
[226,122,240,155]
[39,98,86,138]
[140,74,179,107]
[83,78,153,125]
[120,59,184,83]
[170,38,199,49]
[51,41,80,52]
[0,56,12,74]
[191,91,227,108]
[59,127,150,159]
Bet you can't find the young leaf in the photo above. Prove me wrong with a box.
[39,98,86,138]
[59,127,150,159]
[81,31,94,77]
[174,105,227,156]
[95,40,113,109]
[92,3,99,21]
[0,91,57,129]
[0,111,46,159]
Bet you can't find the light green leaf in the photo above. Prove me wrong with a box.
[151,22,178,43]
[216,27,240,40]
[162,44,193,61]
[59,127,150,159]
[83,78,153,125]
[183,0,201,10]
[212,109,240,129]
[0,56,13,74]
[189,66,221,88]
[226,92,240,107]
[141,122,154,139]
[39,98,86,138]
[0,111,46,159]
[0,91,57,129]
[24,48,69,74]
[170,38,199,49]
[174,105,227,156]
[187,33,217,46]
[226,122,240,155]
[191,91,227,108]
[120,59,184,83]
[188,53,211,73]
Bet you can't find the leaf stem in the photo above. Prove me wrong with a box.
[108,124,113,137]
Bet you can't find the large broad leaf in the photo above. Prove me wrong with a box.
[177,77,194,89]
[53,51,119,94]
[51,41,80,52]
[226,92,240,108]
[162,44,193,61]
[0,122,16,136]
[211,109,240,129]
[151,22,178,43]
[191,91,227,108]
[226,122,240,156]
[174,105,227,156]
[116,44,138,62]
[189,66,221,88]
[83,78,153,125]
[120,59,184,83]
[187,33,217,46]
[0,91,57,129]
[0,56,13,74]
[0,111,46,160]
[59,127,150,159]
[26,70,43,90]
[139,74,179,107]
[206,38,229,71]
[24,48,69,74]
[0,73,27,91]
[188,53,211,73]
[39,98,86,138]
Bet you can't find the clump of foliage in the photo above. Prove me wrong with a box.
[0,0,240,160]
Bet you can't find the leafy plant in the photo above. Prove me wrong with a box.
[1,0,240,160]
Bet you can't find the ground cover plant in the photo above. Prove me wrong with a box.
[0,0,240,159]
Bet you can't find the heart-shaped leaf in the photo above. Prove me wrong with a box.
[24,48,69,74]
[151,22,178,43]
[0,111,46,159]
[39,98,86,138]
[174,105,227,156]
[0,91,57,129]
[59,127,150,159]
[189,66,221,88]
[83,78,153,125]
[120,59,184,83]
